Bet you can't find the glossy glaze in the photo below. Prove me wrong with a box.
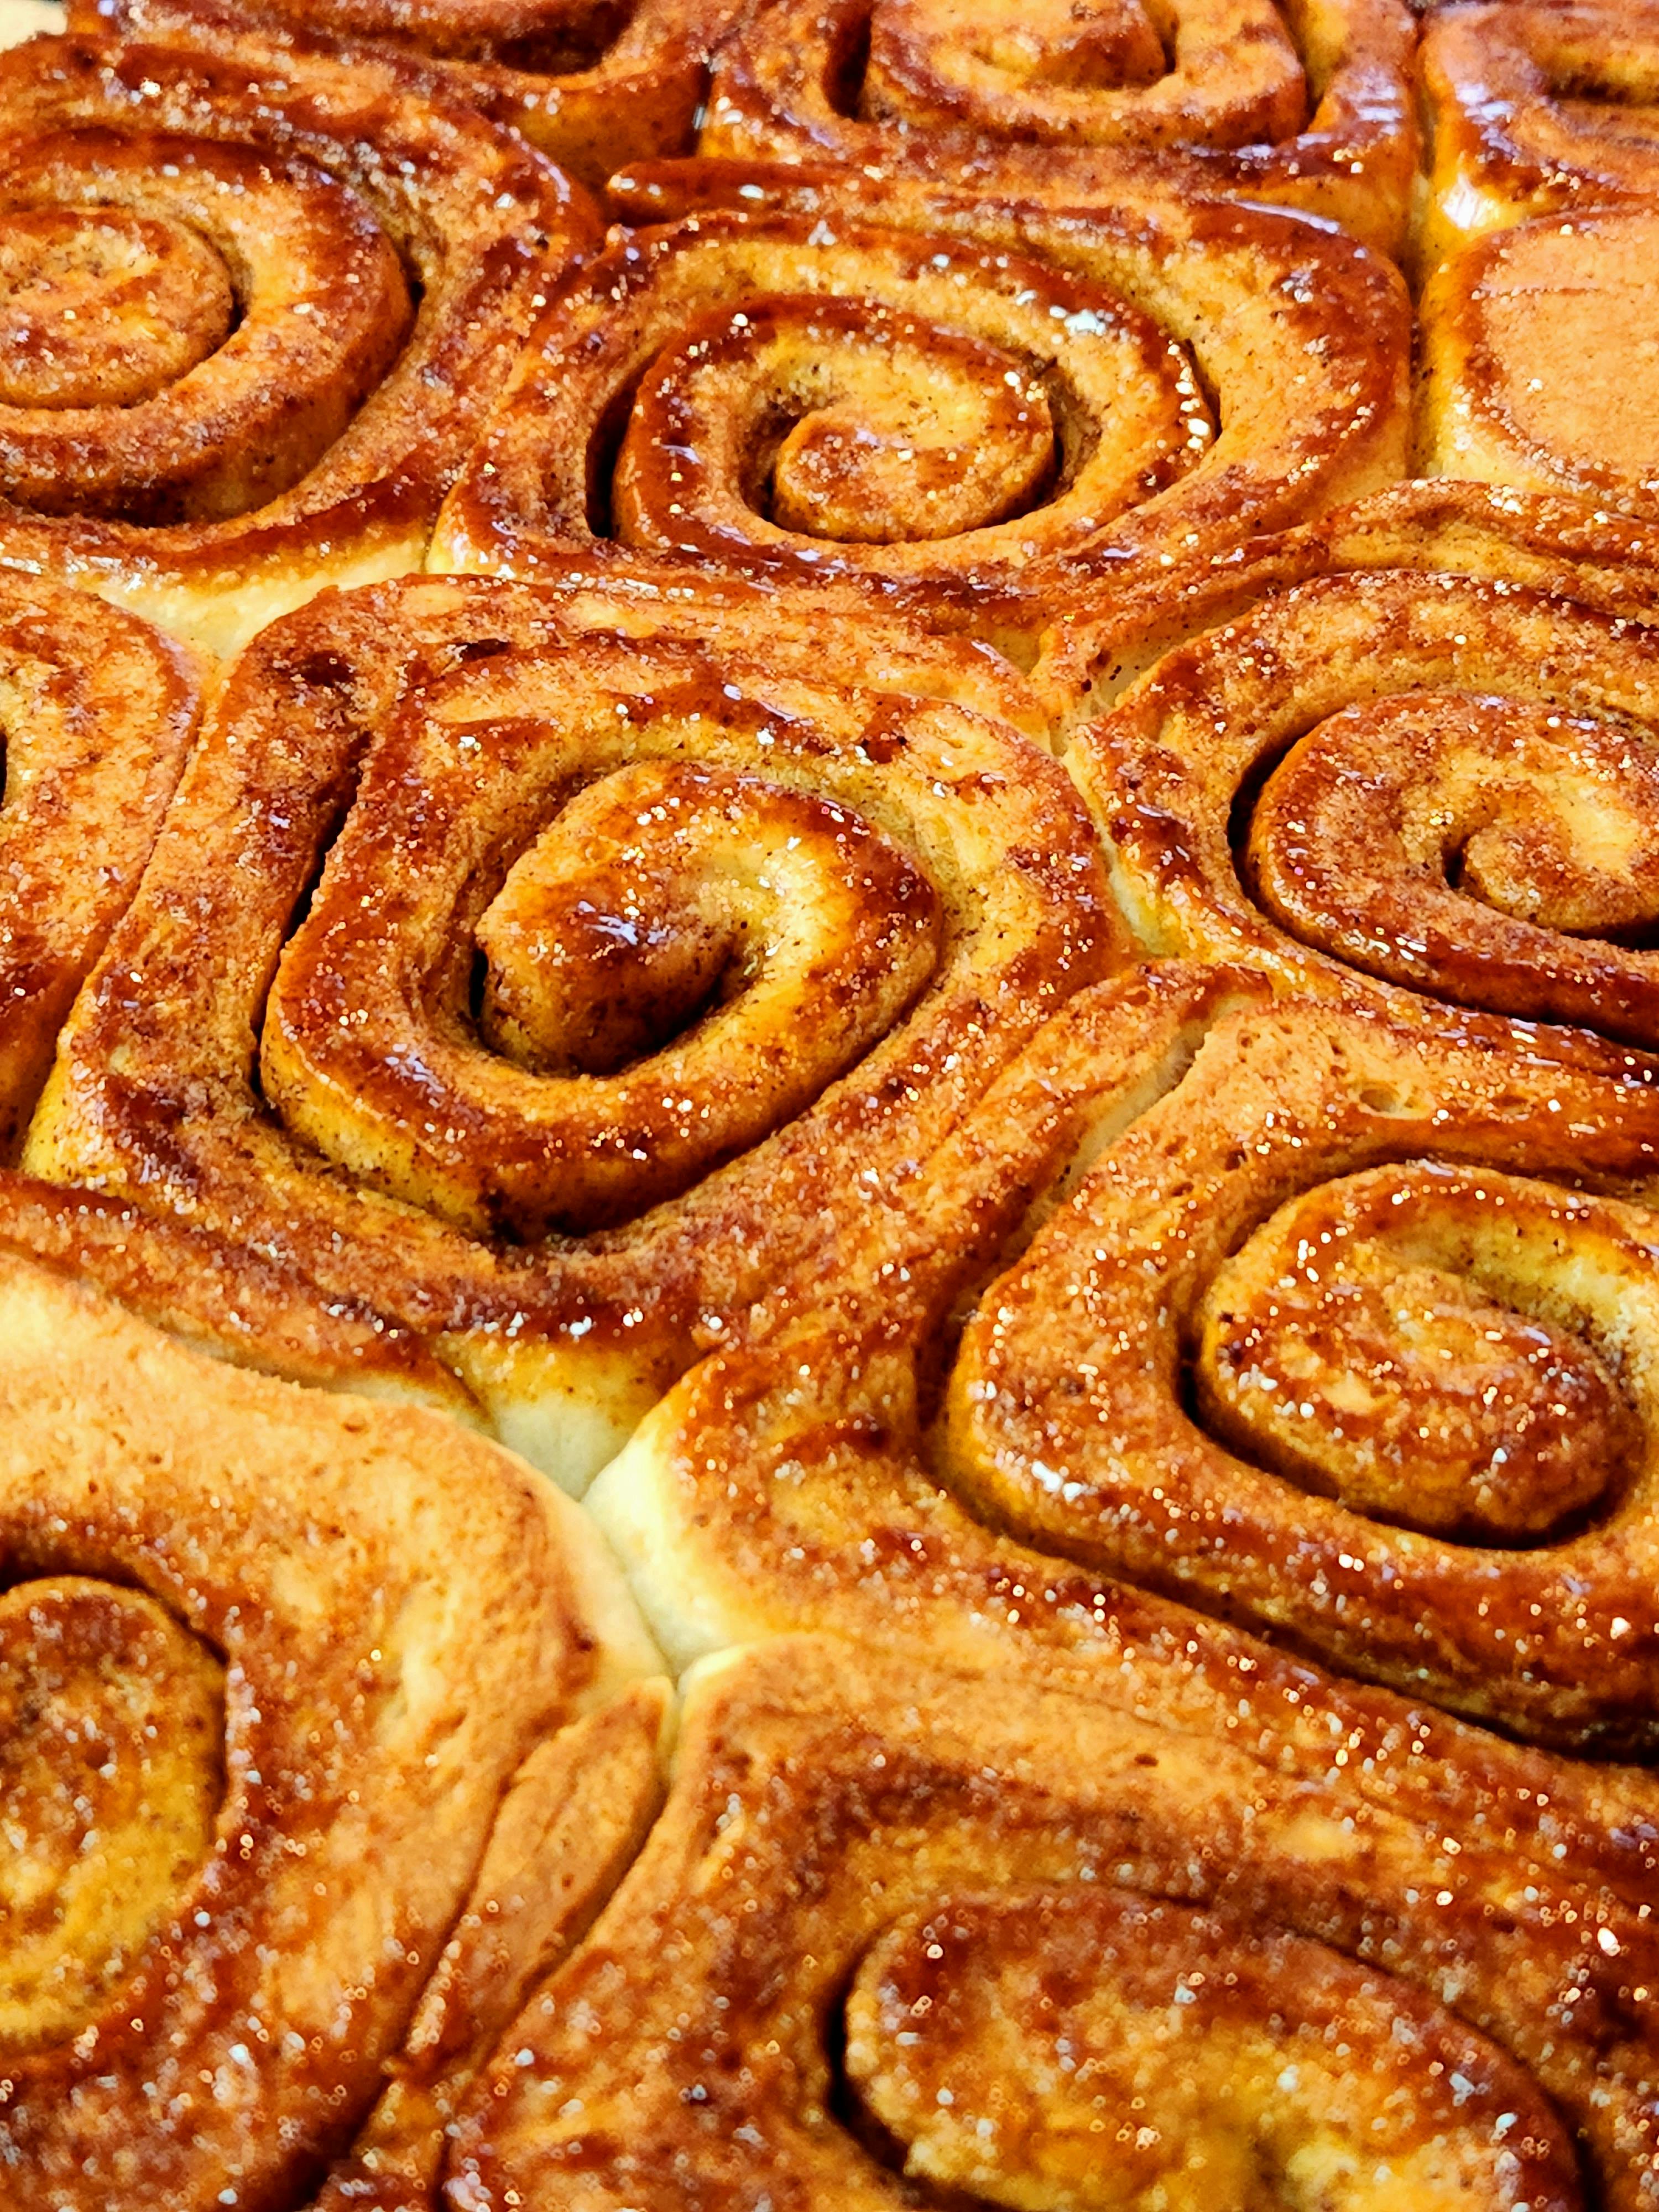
[24,572,1114,1485]
[0,27,596,655]
[445,1637,1656,2207]
[86,0,744,184]
[435,199,1408,651]
[0,572,199,1155]
[701,0,1419,252]
[0,1253,662,2210]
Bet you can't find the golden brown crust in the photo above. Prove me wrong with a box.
[590,971,1659,1752]
[313,1679,671,2211]
[435,190,1410,651]
[0,1575,223,2057]
[1420,0,1659,269]
[442,1635,1659,2209]
[24,572,1115,1487]
[0,1249,662,2211]
[85,0,747,187]
[1418,208,1659,520]
[945,996,1659,1752]
[1414,6,1659,517]
[1039,479,1659,727]
[1051,487,1659,1058]
[0,571,199,1156]
[0,1168,477,1412]
[698,0,1419,254]
[0,27,597,655]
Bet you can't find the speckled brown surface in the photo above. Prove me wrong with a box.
[433,190,1410,651]
[1,4,1659,2205]
[0,569,198,1152]
[0,24,596,655]
[0,1251,663,2210]
[87,0,746,186]
[698,0,1419,254]
[23,572,1114,1486]
[440,1636,1659,2209]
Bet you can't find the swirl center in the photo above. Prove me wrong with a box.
[0,1577,223,2055]
[0,206,233,411]
[1245,692,1659,1046]
[619,299,1061,547]
[769,339,1057,545]
[1196,1166,1634,1543]
[845,1887,1581,2210]
[477,758,940,1077]
[858,0,1310,148]
[263,752,945,1238]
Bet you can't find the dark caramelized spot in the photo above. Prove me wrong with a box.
[479,889,742,1078]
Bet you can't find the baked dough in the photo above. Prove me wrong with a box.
[435,184,1410,653]
[0,1248,664,2210]
[1067,518,1659,1046]
[701,0,1419,254]
[0,24,597,655]
[0,571,199,1154]
[88,0,746,186]
[592,971,1659,1751]
[442,1635,1659,2208]
[24,573,1116,1486]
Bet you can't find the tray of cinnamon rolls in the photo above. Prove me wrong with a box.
[4,0,1659,2203]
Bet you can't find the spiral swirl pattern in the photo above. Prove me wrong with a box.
[0,572,199,1156]
[849,1893,1578,2209]
[24,572,1113,1488]
[440,1635,1659,2209]
[0,1575,221,2057]
[943,994,1659,1751]
[0,27,593,655]
[1068,526,1659,1050]
[0,1245,664,2212]
[85,0,745,185]
[698,0,1418,252]
[591,968,1659,1750]
[436,197,1408,650]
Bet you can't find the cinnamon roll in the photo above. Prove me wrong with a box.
[0,1243,665,2211]
[1420,1,1659,268]
[77,0,743,187]
[0,571,199,1156]
[442,1634,1659,2209]
[23,571,1114,1489]
[1413,4,1659,519]
[0,27,595,656]
[592,971,1659,1752]
[1058,488,1659,1053]
[698,0,1419,255]
[434,194,1410,651]
[1418,206,1659,523]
